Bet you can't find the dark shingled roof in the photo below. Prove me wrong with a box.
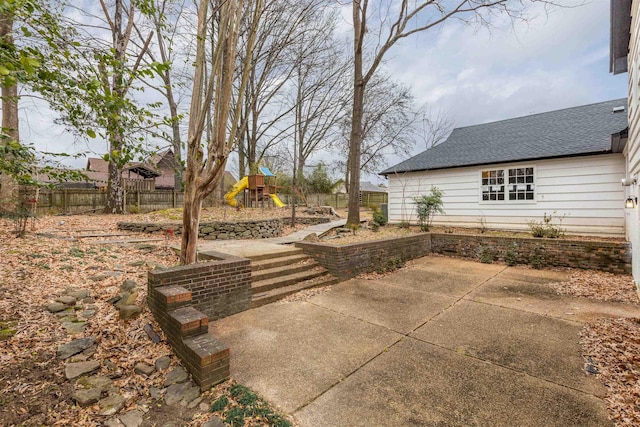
[381,99,628,175]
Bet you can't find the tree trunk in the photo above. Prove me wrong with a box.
[106,159,124,213]
[0,12,18,210]
[347,1,364,227]
[180,183,202,265]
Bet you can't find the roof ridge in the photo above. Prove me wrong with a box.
[452,98,627,131]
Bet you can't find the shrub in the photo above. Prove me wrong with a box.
[527,212,566,239]
[479,246,493,264]
[505,243,519,266]
[372,208,387,226]
[412,187,445,231]
[375,257,405,273]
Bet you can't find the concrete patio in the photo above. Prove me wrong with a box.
[209,256,640,426]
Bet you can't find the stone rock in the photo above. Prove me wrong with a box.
[57,337,96,359]
[179,384,200,406]
[161,423,177,427]
[135,243,156,250]
[202,416,226,427]
[119,409,143,427]
[187,397,202,409]
[199,402,210,412]
[118,305,141,320]
[127,260,145,267]
[122,291,138,306]
[164,366,188,387]
[134,362,155,377]
[46,302,67,313]
[105,271,123,277]
[83,345,97,357]
[121,280,138,292]
[80,309,97,319]
[149,387,163,400]
[66,289,89,299]
[108,295,122,305]
[155,356,171,371]
[73,387,102,407]
[302,233,320,242]
[65,360,100,380]
[55,310,75,318]
[56,295,77,305]
[103,419,123,427]
[77,375,113,393]
[82,297,95,304]
[61,321,86,334]
[165,383,189,406]
[70,354,89,362]
[98,394,126,416]
[88,274,108,282]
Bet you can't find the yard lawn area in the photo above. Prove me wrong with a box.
[0,211,638,426]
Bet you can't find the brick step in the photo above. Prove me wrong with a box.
[150,286,192,314]
[246,247,304,262]
[251,260,317,282]
[251,267,328,294]
[167,306,209,338]
[251,273,339,308]
[250,253,310,271]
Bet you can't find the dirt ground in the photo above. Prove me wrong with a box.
[1,209,639,426]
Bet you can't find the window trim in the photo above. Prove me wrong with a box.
[479,165,537,205]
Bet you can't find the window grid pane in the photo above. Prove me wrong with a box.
[507,167,534,201]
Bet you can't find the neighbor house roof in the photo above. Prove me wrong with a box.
[360,181,387,193]
[381,99,629,176]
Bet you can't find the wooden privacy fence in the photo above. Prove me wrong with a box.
[278,192,387,209]
[27,189,388,215]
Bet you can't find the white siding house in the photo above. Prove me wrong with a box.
[381,99,629,237]
[611,0,640,280]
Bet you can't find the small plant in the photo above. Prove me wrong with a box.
[530,246,544,269]
[370,221,379,232]
[477,215,487,233]
[527,212,566,239]
[372,208,387,226]
[375,257,405,273]
[479,246,493,264]
[412,187,445,231]
[210,395,229,412]
[68,247,85,258]
[398,221,410,229]
[505,243,518,266]
[127,204,141,214]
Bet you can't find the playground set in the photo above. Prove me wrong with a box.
[224,167,286,208]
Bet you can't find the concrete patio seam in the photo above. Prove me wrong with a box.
[404,334,605,400]
[458,298,585,326]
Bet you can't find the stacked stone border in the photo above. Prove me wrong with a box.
[296,234,432,279]
[119,217,331,240]
[147,252,251,390]
[429,233,631,274]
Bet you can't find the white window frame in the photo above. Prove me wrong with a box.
[479,165,537,204]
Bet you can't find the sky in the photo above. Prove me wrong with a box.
[15,0,627,184]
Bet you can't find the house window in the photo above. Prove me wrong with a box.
[508,167,534,200]
[481,169,505,201]
[481,166,535,202]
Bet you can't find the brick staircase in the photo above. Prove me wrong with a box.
[249,247,338,308]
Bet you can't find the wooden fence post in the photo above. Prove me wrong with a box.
[172,191,176,208]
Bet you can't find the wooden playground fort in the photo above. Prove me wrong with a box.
[223,167,286,208]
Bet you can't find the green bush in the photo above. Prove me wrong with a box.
[505,243,519,266]
[527,212,565,239]
[372,208,387,226]
[412,187,445,231]
[479,247,493,264]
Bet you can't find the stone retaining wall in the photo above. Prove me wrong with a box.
[296,234,431,279]
[430,233,631,274]
[118,216,332,240]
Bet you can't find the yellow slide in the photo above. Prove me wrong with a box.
[269,193,285,208]
[224,176,248,207]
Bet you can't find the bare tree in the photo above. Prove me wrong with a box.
[345,75,418,186]
[347,0,548,226]
[236,0,327,176]
[180,0,263,265]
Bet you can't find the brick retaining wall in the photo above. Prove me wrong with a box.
[430,233,631,274]
[296,234,431,279]
[148,252,251,320]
